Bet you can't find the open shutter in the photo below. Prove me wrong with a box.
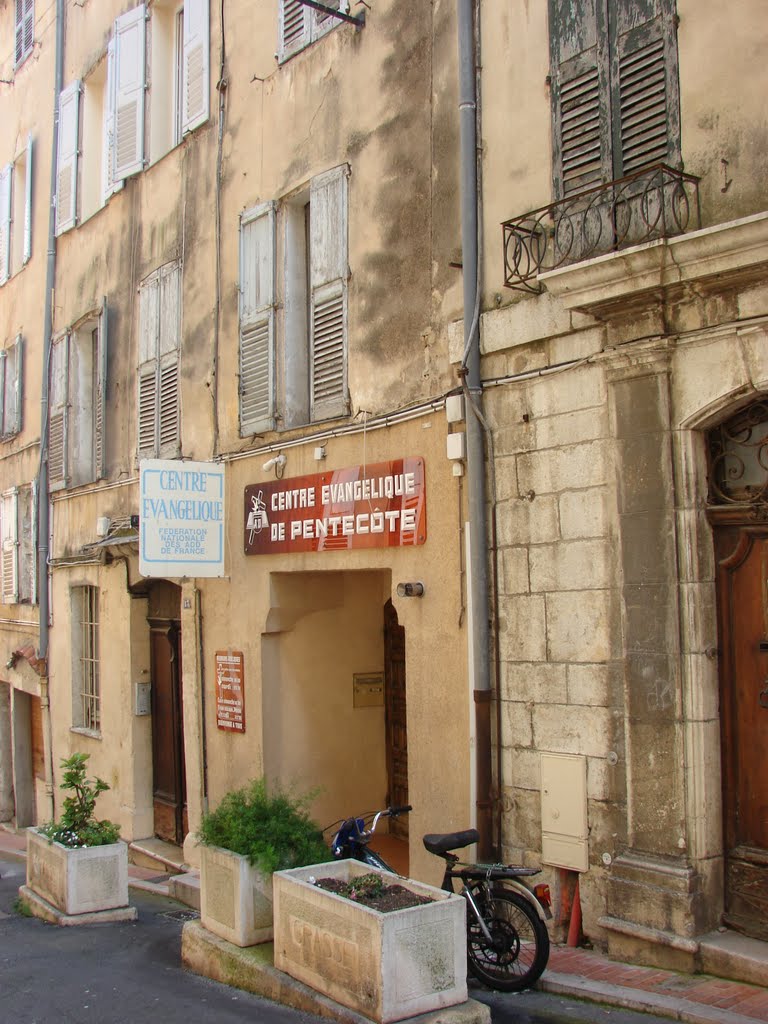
[55,81,80,235]
[27,481,37,604]
[19,484,35,603]
[102,39,123,201]
[279,0,311,61]
[0,165,10,284]
[610,0,680,177]
[49,333,69,488]
[181,0,210,135]
[310,165,349,421]
[314,0,341,37]
[138,274,159,458]
[239,203,276,435]
[2,335,23,437]
[15,0,34,66]
[1,489,19,604]
[95,300,107,479]
[158,265,181,456]
[549,0,611,198]
[23,134,32,264]
[113,5,146,180]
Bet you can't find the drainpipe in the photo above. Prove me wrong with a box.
[457,0,493,859]
[37,0,65,819]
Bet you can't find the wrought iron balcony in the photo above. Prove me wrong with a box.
[502,164,701,293]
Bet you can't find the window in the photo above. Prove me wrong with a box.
[79,51,122,222]
[15,0,34,68]
[0,335,23,439]
[279,0,343,62]
[238,164,349,435]
[1,484,36,605]
[72,586,100,733]
[138,263,181,459]
[55,81,80,235]
[548,0,680,197]
[0,137,33,280]
[49,304,108,490]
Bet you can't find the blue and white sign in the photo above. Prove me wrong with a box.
[139,460,225,578]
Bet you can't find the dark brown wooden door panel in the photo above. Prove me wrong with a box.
[384,599,408,840]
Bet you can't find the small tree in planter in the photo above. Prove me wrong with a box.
[197,777,328,947]
[23,753,134,922]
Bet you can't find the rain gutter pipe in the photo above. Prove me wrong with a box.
[457,0,493,859]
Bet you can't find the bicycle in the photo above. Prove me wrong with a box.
[325,805,552,992]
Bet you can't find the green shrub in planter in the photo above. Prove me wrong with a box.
[38,753,121,849]
[198,778,327,875]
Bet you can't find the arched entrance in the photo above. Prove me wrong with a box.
[708,400,768,940]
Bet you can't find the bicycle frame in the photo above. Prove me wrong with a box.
[439,859,552,924]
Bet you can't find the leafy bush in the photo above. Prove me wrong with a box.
[38,753,121,849]
[198,778,328,876]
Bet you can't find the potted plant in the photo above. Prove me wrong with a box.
[196,777,328,947]
[23,753,134,921]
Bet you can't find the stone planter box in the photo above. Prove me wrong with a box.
[26,827,130,916]
[199,844,274,947]
[274,859,467,1024]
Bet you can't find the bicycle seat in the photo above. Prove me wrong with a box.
[423,829,480,855]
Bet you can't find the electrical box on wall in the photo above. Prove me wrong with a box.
[540,752,588,872]
[353,673,384,708]
[134,682,151,716]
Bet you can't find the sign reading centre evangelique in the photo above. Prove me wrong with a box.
[140,459,225,578]
[244,457,427,555]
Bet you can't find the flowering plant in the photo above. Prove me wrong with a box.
[38,753,121,848]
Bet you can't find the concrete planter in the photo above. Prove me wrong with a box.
[274,859,467,1024]
[25,827,130,916]
[199,844,274,947]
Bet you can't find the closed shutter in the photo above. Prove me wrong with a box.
[1,489,19,604]
[23,134,32,264]
[239,203,276,434]
[138,274,159,458]
[95,300,107,479]
[279,0,310,61]
[15,0,34,66]
[102,39,123,201]
[314,0,341,35]
[55,81,80,235]
[19,484,35,604]
[49,333,69,488]
[0,165,10,284]
[138,264,180,458]
[113,5,146,180]
[310,165,349,421]
[2,335,23,437]
[182,0,210,135]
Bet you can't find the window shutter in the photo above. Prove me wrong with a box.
[549,0,611,198]
[181,0,210,135]
[49,333,69,488]
[158,264,181,456]
[19,484,35,604]
[113,5,146,180]
[95,300,107,479]
[102,39,123,202]
[0,165,11,285]
[28,480,37,604]
[15,0,34,66]
[610,0,680,177]
[1,489,19,604]
[239,203,276,434]
[138,274,159,458]
[310,166,349,421]
[279,0,311,61]
[2,335,23,437]
[314,0,340,36]
[55,82,80,235]
[138,366,158,457]
[23,135,32,264]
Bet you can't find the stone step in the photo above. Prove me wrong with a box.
[698,928,768,989]
[169,871,201,911]
[128,837,188,874]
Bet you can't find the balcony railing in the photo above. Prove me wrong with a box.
[502,164,701,293]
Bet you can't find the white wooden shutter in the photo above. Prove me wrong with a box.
[49,333,69,488]
[102,39,123,202]
[55,81,80,235]
[239,203,276,434]
[0,165,11,285]
[15,0,34,66]
[19,484,35,603]
[181,0,210,135]
[314,0,341,37]
[310,165,349,421]
[279,0,310,61]
[95,300,107,479]
[114,5,146,180]
[138,274,159,458]
[2,335,23,437]
[23,135,32,264]
[27,480,37,604]
[158,264,180,455]
[1,489,19,604]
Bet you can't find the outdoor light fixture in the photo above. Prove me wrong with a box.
[263,453,287,474]
[396,582,424,598]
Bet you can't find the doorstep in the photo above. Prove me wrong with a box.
[128,837,188,874]
[698,930,768,989]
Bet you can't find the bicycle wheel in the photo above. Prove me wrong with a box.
[466,887,550,992]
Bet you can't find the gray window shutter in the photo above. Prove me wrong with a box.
[314,0,341,36]
[102,39,123,202]
[19,484,35,603]
[113,5,146,180]
[15,0,34,66]
[239,202,276,435]
[310,165,349,422]
[138,264,180,458]
[23,134,32,264]
[2,335,23,437]
[49,333,69,489]
[1,489,19,604]
[181,0,210,135]
[549,0,611,198]
[95,300,107,479]
[279,0,311,61]
[0,165,10,285]
[27,480,37,604]
[55,81,80,235]
[138,274,159,458]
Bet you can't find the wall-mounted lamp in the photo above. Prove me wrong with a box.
[396,582,424,598]
[262,453,287,477]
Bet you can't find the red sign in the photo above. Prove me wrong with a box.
[244,457,426,555]
[215,651,245,732]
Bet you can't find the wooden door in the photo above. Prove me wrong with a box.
[715,526,768,939]
[150,620,187,845]
[383,599,408,840]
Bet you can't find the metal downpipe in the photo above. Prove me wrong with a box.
[457,0,493,858]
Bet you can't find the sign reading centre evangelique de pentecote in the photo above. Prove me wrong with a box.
[244,457,427,555]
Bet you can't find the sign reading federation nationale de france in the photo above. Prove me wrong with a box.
[139,460,225,578]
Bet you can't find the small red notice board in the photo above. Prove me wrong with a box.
[215,650,245,733]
